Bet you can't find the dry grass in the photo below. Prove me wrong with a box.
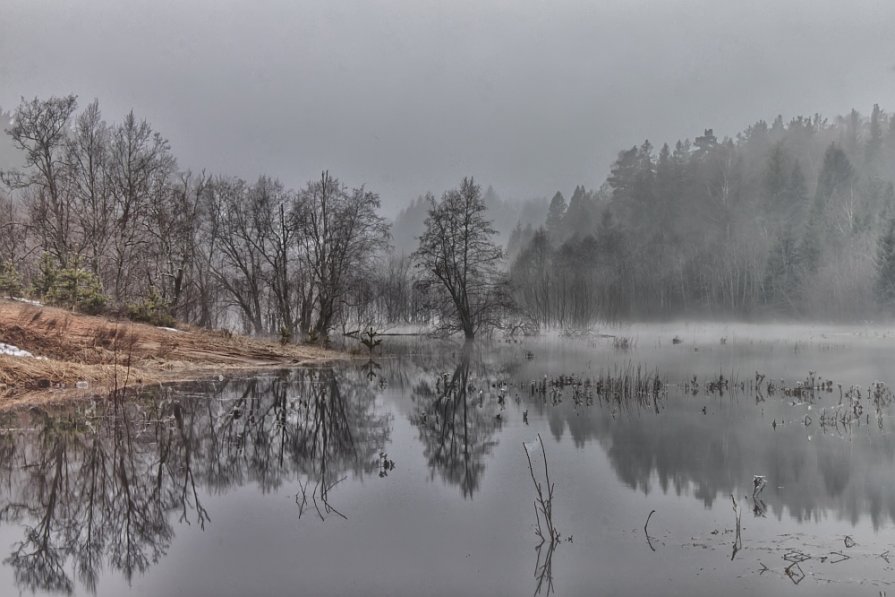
[0,299,345,405]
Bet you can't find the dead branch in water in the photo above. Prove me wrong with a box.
[643,509,657,552]
[524,433,560,545]
[524,433,561,596]
[731,494,742,561]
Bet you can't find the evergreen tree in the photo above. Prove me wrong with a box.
[564,185,594,239]
[764,225,799,310]
[764,143,788,212]
[0,259,22,297]
[875,216,895,310]
[545,191,566,240]
[866,103,883,166]
[799,206,824,276]
[816,143,854,202]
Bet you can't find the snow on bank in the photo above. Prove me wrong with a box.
[11,297,43,307]
[0,343,33,358]
[158,326,183,333]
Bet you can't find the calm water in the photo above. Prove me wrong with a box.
[3,324,895,596]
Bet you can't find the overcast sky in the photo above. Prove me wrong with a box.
[3,0,895,214]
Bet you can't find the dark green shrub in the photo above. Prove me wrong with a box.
[0,259,22,297]
[31,252,59,299]
[45,263,108,314]
[128,287,176,327]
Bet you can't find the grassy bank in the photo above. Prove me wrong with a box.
[0,299,345,406]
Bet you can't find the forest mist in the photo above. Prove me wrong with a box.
[3,97,895,339]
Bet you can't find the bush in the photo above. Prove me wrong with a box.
[31,252,58,299]
[45,263,108,314]
[128,287,176,327]
[0,259,22,297]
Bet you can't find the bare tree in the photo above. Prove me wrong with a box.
[5,95,78,266]
[413,177,508,339]
[108,110,176,304]
[204,177,268,334]
[66,99,112,275]
[249,176,300,338]
[294,171,390,339]
[144,170,206,319]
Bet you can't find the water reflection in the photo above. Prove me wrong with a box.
[0,368,391,595]
[4,338,895,595]
[387,341,895,528]
[532,369,895,530]
[409,346,505,498]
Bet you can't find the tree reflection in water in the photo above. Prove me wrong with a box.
[0,368,391,595]
[410,345,505,498]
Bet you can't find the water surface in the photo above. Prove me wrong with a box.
[3,324,895,595]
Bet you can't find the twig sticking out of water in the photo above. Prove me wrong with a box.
[524,433,560,545]
[731,494,742,561]
[643,510,657,552]
[524,434,561,596]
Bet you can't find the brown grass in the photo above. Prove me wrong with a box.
[0,299,345,406]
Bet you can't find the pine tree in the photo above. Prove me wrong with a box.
[875,216,895,310]
[0,259,22,297]
[866,103,883,166]
[545,191,566,240]
[764,226,799,310]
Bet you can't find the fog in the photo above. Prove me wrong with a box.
[3,0,895,212]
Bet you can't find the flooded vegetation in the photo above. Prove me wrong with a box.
[3,326,895,595]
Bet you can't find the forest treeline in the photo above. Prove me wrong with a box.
[3,94,895,340]
[0,96,398,340]
[510,107,895,324]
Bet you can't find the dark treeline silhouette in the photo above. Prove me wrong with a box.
[510,107,895,324]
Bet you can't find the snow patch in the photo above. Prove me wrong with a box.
[158,326,182,333]
[11,297,43,306]
[0,343,33,358]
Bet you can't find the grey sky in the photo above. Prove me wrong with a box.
[3,0,895,214]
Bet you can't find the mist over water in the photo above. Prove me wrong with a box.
[3,329,895,595]
[4,2,895,595]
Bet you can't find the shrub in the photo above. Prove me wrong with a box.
[0,259,22,297]
[31,252,59,299]
[127,287,175,327]
[45,263,108,314]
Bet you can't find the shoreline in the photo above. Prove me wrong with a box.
[0,299,351,409]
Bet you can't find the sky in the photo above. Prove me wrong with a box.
[2,0,895,215]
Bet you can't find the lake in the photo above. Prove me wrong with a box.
[3,322,895,596]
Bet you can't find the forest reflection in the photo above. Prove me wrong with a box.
[408,346,507,498]
[0,368,391,595]
[6,346,895,595]
[530,375,895,531]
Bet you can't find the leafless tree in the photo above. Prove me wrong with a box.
[204,176,268,334]
[144,170,206,319]
[108,110,176,303]
[65,99,113,275]
[293,171,390,339]
[5,95,78,266]
[413,178,508,339]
